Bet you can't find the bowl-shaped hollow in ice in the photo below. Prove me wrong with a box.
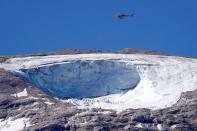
[21,60,140,99]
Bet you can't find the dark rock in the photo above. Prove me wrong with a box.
[132,115,154,123]
[0,57,8,63]
[118,48,169,55]
[34,124,66,131]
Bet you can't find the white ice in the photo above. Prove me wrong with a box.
[11,88,28,97]
[0,117,30,131]
[1,54,197,111]
[157,124,163,130]
[135,123,143,128]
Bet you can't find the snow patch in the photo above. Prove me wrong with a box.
[170,125,177,129]
[44,101,54,105]
[11,88,28,97]
[0,117,30,131]
[157,124,163,130]
[135,123,143,128]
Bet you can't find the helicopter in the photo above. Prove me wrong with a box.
[116,13,134,20]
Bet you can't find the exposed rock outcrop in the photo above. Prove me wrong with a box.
[0,68,196,130]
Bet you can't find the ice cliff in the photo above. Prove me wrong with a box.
[21,60,140,99]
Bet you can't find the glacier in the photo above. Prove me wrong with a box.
[0,54,197,111]
[20,60,140,99]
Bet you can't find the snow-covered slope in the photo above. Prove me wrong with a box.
[0,54,197,111]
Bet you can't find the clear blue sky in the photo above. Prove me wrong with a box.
[0,0,197,56]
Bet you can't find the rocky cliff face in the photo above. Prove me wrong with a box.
[0,53,196,131]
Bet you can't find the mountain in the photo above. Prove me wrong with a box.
[0,49,196,130]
